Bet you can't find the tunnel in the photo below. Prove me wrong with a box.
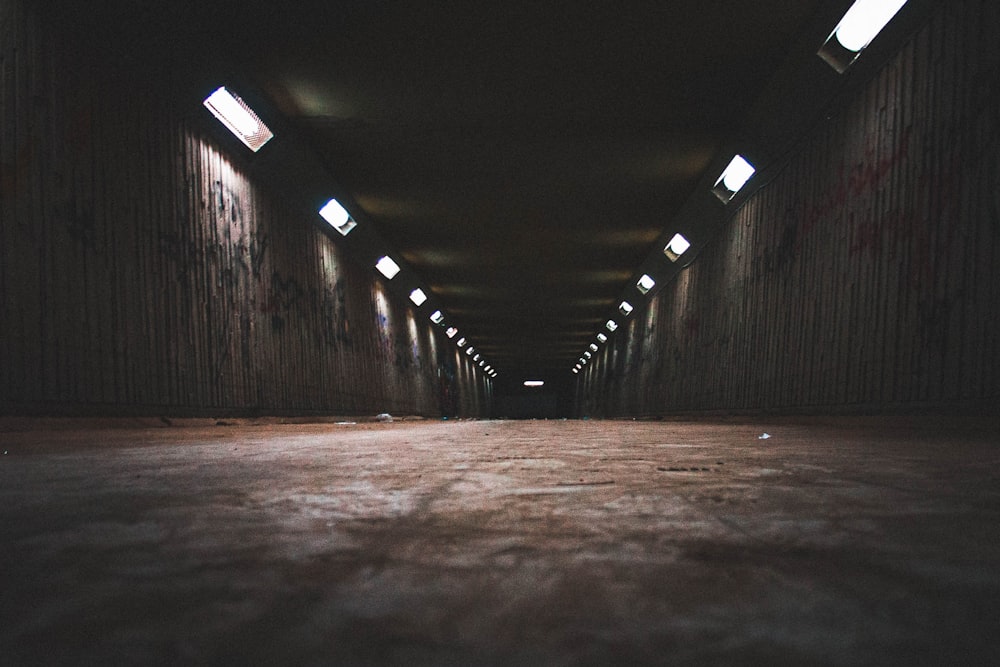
[2,0,999,663]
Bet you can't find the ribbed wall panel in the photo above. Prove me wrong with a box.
[0,0,489,417]
[577,0,1000,416]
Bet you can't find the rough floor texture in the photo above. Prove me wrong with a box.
[2,418,999,666]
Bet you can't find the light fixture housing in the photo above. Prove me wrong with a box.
[445,327,459,338]
[466,347,475,356]
[664,233,692,263]
[409,289,428,306]
[457,337,467,347]
[203,87,274,152]
[596,333,608,344]
[712,155,756,203]
[584,351,592,359]
[375,256,401,280]
[606,320,619,332]
[818,0,909,73]
[637,274,656,294]
[619,301,634,316]
[318,198,357,236]
[430,310,445,325]
[589,343,599,352]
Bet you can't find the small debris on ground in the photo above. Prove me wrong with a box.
[758,433,771,440]
[336,421,357,426]
[376,413,394,423]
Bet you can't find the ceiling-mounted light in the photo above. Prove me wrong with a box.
[584,351,592,359]
[524,380,545,388]
[485,365,492,372]
[203,87,274,152]
[430,310,445,325]
[318,198,357,236]
[619,301,634,316]
[596,333,608,343]
[375,256,401,280]
[637,274,656,294]
[712,155,755,203]
[606,320,619,332]
[479,360,485,367]
[466,347,475,356]
[457,337,467,347]
[572,368,579,374]
[819,0,909,72]
[445,327,458,338]
[589,343,599,352]
[473,354,481,361]
[409,289,428,306]
[664,233,691,262]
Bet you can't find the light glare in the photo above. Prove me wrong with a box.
[664,233,691,262]
[409,289,428,306]
[318,199,356,236]
[203,87,273,152]
[836,0,908,52]
[375,256,401,279]
[718,155,755,193]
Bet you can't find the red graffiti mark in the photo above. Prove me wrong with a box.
[798,125,913,247]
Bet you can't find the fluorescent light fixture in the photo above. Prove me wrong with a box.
[664,233,692,262]
[572,368,579,374]
[479,360,485,367]
[524,380,545,388]
[485,365,492,372]
[584,351,592,359]
[712,155,755,203]
[619,301,634,316]
[203,87,274,152]
[318,199,357,236]
[466,347,475,356]
[430,310,445,324]
[473,354,481,361]
[589,343,599,352]
[375,256,401,279]
[606,319,619,332]
[409,289,428,306]
[580,358,588,365]
[457,337,467,347]
[597,333,608,343]
[637,274,656,294]
[445,327,458,338]
[819,0,909,72]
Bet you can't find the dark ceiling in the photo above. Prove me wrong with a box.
[44,0,896,386]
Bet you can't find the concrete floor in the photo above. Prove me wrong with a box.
[1,417,998,666]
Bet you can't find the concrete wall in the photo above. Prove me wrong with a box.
[576,0,1000,417]
[0,0,492,417]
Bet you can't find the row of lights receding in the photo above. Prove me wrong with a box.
[571,0,910,376]
[202,89,498,380]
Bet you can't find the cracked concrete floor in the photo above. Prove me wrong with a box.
[2,417,999,665]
